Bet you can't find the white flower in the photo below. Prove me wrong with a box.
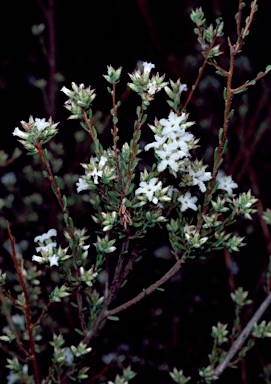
[34,229,57,243]
[156,148,182,172]
[11,314,25,330]
[217,171,238,196]
[107,245,117,253]
[178,191,198,212]
[144,134,167,151]
[86,167,103,184]
[76,177,89,192]
[1,172,16,186]
[188,167,212,193]
[7,372,17,384]
[61,86,73,97]
[12,127,28,139]
[142,61,155,74]
[32,255,44,263]
[135,177,162,204]
[64,347,74,365]
[34,118,50,132]
[99,156,107,167]
[184,224,196,235]
[36,242,56,252]
[147,80,157,94]
[7,365,28,384]
[159,111,186,134]
[48,254,59,267]
[179,83,188,93]
[81,244,90,251]
[165,129,193,147]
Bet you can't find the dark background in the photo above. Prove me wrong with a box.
[1,1,271,383]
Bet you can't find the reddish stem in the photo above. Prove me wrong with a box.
[7,224,40,384]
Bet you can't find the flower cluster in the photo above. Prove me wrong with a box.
[61,82,96,119]
[77,154,116,192]
[12,117,58,153]
[145,111,196,174]
[128,61,167,105]
[32,229,71,267]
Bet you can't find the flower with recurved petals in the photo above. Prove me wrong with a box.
[76,178,89,193]
[142,61,155,74]
[34,118,50,132]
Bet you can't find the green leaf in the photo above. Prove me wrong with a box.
[108,316,119,321]
[234,87,248,94]
[69,217,74,231]
[228,109,234,120]
[75,328,85,336]
[63,195,67,209]
[216,70,228,77]
[214,147,219,161]
[156,287,165,292]
[218,128,223,142]
[141,113,148,125]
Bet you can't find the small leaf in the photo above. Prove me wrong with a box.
[156,287,165,292]
[75,328,85,336]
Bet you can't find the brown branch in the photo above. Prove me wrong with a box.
[46,0,57,119]
[7,224,40,384]
[236,0,244,39]
[1,287,24,308]
[80,237,130,346]
[181,33,220,113]
[228,85,268,176]
[213,291,271,378]
[86,361,113,383]
[32,300,52,328]
[232,70,269,94]
[106,259,182,317]
[196,41,235,232]
[111,83,124,198]
[82,109,101,155]
[124,105,144,194]
[35,142,87,331]
[0,156,18,168]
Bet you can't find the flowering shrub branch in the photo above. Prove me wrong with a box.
[1,1,271,383]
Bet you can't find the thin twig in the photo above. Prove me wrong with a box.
[106,259,182,317]
[46,0,57,118]
[7,224,40,384]
[181,32,220,113]
[213,291,271,378]
[35,142,87,331]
